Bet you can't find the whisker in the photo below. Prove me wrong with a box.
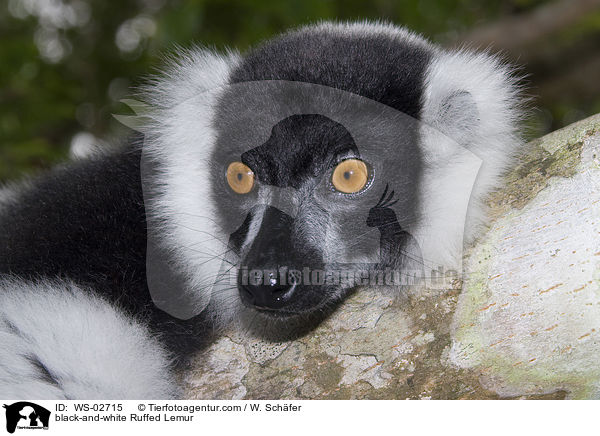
[171,223,231,246]
[181,246,238,266]
[168,212,228,228]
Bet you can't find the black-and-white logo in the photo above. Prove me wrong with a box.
[3,402,50,434]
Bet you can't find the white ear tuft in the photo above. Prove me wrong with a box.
[415,48,526,270]
[422,48,524,160]
[434,90,479,145]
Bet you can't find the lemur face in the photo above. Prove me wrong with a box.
[211,109,422,317]
[207,29,429,319]
[141,22,521,328]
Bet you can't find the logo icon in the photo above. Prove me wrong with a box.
[3,402,50,434]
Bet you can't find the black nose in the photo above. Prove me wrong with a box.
[238,270,297,310]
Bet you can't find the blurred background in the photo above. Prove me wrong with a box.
[1,0,600,181]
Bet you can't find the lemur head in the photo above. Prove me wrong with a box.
[140,22,523,330]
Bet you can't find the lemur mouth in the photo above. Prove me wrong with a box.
[245,288,345,320]
[237,282,301,318]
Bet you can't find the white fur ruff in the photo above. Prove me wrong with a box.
[0,280,178,399]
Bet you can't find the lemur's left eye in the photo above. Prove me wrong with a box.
[226,161,255,194]
[331,159,369,194]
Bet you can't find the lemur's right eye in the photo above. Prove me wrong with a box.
[226,161,255,194]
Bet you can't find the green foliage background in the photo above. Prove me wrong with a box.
[1,0,599,181]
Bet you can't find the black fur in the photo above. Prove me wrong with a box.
[230,27,432,118]
[241,114,358,189]
[0,136,211,361]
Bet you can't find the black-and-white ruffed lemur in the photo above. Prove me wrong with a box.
[0,21,523,399]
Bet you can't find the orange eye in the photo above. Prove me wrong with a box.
[331,159,369,194]
[226,161,255,194]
